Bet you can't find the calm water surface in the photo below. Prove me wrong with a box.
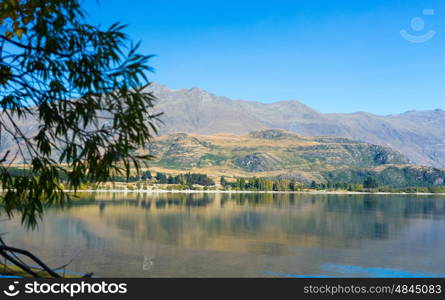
[3,193,445,277]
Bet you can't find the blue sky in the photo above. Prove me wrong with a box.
[83,0,445,115]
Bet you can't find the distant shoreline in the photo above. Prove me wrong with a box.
[66,189,445,196]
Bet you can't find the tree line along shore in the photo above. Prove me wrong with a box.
[66,171,445,194]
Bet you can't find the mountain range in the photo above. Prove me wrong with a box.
[149,83,445,167]
[143,129,445,187]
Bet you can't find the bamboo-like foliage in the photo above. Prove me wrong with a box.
[0,0,161,226]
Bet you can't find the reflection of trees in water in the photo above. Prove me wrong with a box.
[155,193,213,208]
[62,192,445,218]
[55,193,445,251]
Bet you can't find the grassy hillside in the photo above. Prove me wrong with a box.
[143,129,408,183]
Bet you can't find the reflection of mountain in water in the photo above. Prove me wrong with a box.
[55,193,445,254]
[4,193,445,277]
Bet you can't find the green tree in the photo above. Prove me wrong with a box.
[289,180,296,191]
[141,171,152,180]
[264,180,273,191]
[276,179,289,191]
[364,177,379,189]
[0,0,160,227]
[155,172,167,184]
[236,178,246,190]
[310,181,318,189]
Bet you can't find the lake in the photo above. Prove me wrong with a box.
[2,192,445,277]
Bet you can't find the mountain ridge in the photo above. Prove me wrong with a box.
[1,83,443,169]
[148,83,445,167]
